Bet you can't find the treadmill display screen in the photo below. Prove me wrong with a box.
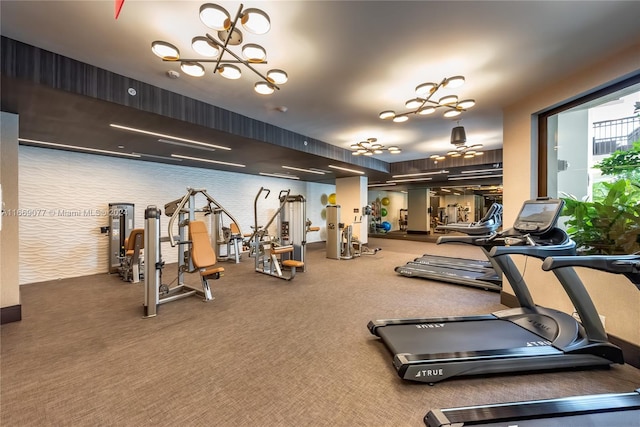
[513,199,563,234]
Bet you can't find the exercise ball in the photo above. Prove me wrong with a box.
[381,208,388,217]
[320,194,328,205]
[382,221,392,231]
[381,197,390,206]
[321,208,327,220]
[328,193,337,205]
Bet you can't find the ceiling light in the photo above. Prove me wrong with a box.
[171,154,245,168]
[180,61,205,77]
[328,165,365,175]
[350,138,402,156]
[387,177,433,183]
[242,43,267,62]
[451,126,467,145]
[199,3,231,30]
[439,95,458,105]
[153,4,286,95]
[415,82,436,97]
[405,98,423,109]
[151,41,179,60]
[457,99,476,109]
[254,81,275,95]
[379,75,475,122]
[369,183,397,187]
[267,69,288,85]
[218,64,241,79]
[392,170,449,178]
[282,166,326,175]
[18,138,141,158]
[259,172,300,180]
[191,36,220,57]
[110,124,231,150]
[444,75,465,88]
[241,8,271,34]
[449,174,503,181]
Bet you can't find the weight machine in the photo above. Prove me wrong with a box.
[142,188,234,317]
[251,187,314,280]
[326,204,380,260]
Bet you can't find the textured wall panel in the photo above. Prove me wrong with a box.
[19,147,334,284]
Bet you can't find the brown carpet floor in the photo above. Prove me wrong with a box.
[2,238,639,426]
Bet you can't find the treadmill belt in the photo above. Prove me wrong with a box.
[377,319,556,356]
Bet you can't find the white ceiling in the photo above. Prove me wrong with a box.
[2,0,640,163]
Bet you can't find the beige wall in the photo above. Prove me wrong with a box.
[1,112,20,310]
[502,43,640,344]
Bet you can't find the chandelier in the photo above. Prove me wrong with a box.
[430,126,483,161]
[379,76,475,122]
[350,138,401,156]
[151,3,288,95]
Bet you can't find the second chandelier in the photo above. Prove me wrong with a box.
[379,75,475,122]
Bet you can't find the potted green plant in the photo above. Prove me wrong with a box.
[561,141,640,254]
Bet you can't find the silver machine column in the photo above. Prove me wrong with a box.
[108,202,134,273]
[143,205,162,318]
[326,204,342,259]
[279,194,307,271]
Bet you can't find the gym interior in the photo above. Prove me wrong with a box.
[2,2,640,426]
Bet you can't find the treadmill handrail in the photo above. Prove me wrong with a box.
[489,238,577,260]
[543,255,640,288]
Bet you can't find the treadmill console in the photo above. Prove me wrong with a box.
[513,198,564,235]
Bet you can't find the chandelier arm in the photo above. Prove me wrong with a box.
[165,58,266,64]
[209,4,245,74]
[206,33,281,90]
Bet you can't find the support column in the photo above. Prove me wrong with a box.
[335,176,368,244]
[1,111,21,323]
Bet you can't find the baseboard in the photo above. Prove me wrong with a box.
[500,291,640,369]
[1,304,22,324]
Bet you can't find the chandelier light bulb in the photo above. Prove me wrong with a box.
[267,69,288,85]
[393,115,409,123]
[180,61,205,77]
[444,109,462,118]
[241,8,271,34]
[218,64,241,79]
[415,82,436,97]
[254,81,275,95]
[191,37,220,57]
[439,95,458,105]
[457,99,476,109]
[200,3,231,30]
[444,75,465,88]
[379,110,395,120]
[405,98,423,109]
[151,41,179,60]
[418,106,436,115]
[242,44,267,63]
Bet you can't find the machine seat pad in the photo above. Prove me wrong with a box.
[189,221,219,269]
[201,266,225,277]
[271,245,294,254]
[282,260,304,268]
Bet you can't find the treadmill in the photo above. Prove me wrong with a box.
[395,203,503,291]
[368,198,624,384]
[425,253,640,426]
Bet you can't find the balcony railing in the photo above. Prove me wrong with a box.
[593,115,640,155]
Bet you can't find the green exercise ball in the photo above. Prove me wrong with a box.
[381,208,388,217]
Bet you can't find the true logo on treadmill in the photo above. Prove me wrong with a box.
[415,369,444,377]
[415,323,445,329]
